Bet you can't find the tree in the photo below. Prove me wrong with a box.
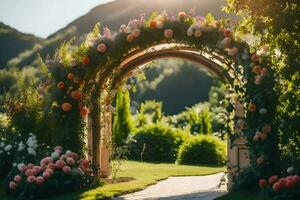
[112,88,133,146]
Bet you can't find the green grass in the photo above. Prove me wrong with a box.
[36,160,223,200]
[215,191,271,200]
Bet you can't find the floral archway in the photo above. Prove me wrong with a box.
[45,10,279,187]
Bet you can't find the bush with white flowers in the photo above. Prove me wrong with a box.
[0,133,39,178]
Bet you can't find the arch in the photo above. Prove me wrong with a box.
[46,11,279,190]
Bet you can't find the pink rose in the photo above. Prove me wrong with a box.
[132,29,141,38]
[25,169,33,176]
[19,164,27,173]
[66,157,75,165]
[47,163,56,170]
[81,159,90,169]
[27,163,34,169]
[43,171,51,179]
[9,181,17,190]
[63,166,72,174]
[40,156,53,166]
[66,152,78,160]
[32,166,42,175]
[97,43,107,53]
[164,29,173,38]
[14,175,22,183]
[27,176,36,183]
[36,176,44,185]
[54,146,63,152]
[55,160,66,169]
[45,168,54,175]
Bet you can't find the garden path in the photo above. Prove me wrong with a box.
[114,172,227,200]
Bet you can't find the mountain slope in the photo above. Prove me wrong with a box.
[9,0,235,68]
[0,22,42,68]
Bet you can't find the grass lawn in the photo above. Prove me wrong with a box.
[0,160,224,200]
[215,191,271,200]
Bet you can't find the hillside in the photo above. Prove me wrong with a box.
[8,0,235,68]
[0,22,42,68]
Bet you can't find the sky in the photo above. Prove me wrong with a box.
[0,0,112,38]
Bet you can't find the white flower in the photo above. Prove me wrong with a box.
[259,108,268,115]
[17,163,25,171]
[287,166,295,174]
[51,152,59,159]
[27,148,36,156]
[13,163,17,167]
[4,144,12,151]
[18,142,26,151]
[0,142,4,148]
[0,150,3,154]
[187,28,193,37]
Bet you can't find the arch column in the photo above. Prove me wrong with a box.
[99,109,112,178]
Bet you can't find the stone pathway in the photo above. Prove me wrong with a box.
[113,173,227,200]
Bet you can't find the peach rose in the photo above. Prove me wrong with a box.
[127,34,135,42]
[248,103,257,112]
[252,65,262,74]
[82,56,90,65]
[132,29,141,38]
[178,11,187,18]
[57,81,65,89]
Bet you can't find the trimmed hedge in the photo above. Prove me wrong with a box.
[176,135,226,165]
[128,123,188,162]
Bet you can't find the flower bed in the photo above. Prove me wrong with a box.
[6,146,95,199]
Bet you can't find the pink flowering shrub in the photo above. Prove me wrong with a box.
[6,146,96,199]
[258,170,300,200]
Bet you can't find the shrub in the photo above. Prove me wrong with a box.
[6,146,96,199]
[128,123,188,162]
[176,135,226,165]
[0,133,40,179]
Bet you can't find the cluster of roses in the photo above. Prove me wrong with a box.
[259,174,300,192]
[8,146,92,191]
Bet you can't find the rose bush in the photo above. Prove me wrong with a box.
[6,146,96,199]
[258,168,300,200]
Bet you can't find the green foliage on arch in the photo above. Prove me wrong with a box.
[43,10,279,185]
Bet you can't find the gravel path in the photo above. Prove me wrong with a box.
[113,172,227,200]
